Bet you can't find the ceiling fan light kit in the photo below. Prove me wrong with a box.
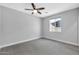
[33,10,37,13]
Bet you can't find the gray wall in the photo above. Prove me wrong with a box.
[0,6,1,39]
[0,6,41,47]
[0,6,2,42]
[42,8,78,45]
[78,8,79,45]
[0,6,3,45]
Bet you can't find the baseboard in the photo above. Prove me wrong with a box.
[42,37,79,47]
[0,36,78,49]
[0,37,40,49]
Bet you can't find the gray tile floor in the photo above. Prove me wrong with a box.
[0,38,79,55]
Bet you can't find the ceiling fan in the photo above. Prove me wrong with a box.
[25,3,45,14]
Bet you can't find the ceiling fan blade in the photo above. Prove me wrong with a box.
[37,7,45,10]
[32,12,34,14]
[37,11,41,14]
[31,3,36,9]
[25,9,33,10]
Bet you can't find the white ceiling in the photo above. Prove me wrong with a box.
[0,3,79,18]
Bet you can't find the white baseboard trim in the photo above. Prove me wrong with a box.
[0,37,40,49]
[43,37,79,47]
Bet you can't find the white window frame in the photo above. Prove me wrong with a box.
[49,17,61,32]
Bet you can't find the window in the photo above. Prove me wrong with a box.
[49,17,61,32]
